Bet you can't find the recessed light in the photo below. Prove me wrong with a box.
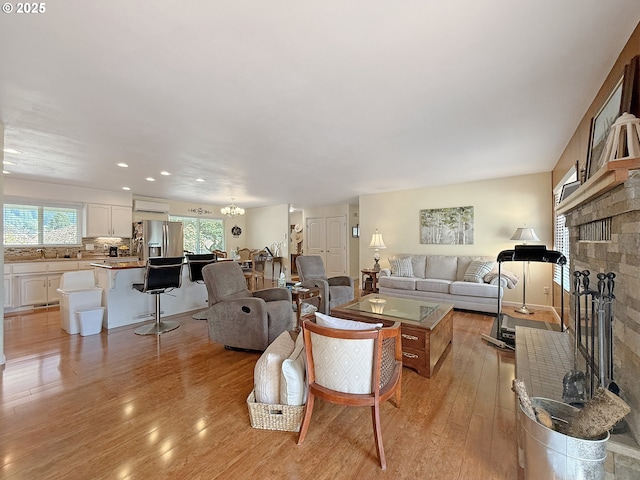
[122,187,131,191]
[146,177,155,182]
[160,171,171,176]
[3,170,10,174]
[117,163,129,168]
[3,160,16,165]
[196,178,205,182]
[3,148,20,154]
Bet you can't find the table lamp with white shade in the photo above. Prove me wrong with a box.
[369,230,387,272]
[510,227,540,314]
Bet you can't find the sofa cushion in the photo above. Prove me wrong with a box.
[389,257,414,277]
[280,332,307,406]
[398,254,426,279]
[463,260,496,283]
[425,255,458,281]
[450,280,499,298]
[416,278,452,294]
[456,256,495,281]
[254,331,295,404]
[378,276,416,291]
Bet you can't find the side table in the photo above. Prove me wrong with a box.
[361,269,380,294]
[291,287,321,327]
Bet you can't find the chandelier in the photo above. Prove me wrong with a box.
[220,197,245,217]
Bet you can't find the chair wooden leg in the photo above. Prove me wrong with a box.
[371,402,386,470]
[297,393,315,445]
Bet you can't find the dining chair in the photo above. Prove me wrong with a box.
[297,317,402,470]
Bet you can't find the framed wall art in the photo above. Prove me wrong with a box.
[586,55,640,180]
[420,205,474,245]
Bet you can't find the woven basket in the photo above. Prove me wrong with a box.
[247,390,304,432]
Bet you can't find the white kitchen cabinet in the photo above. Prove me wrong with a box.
[4,275,12,308]
[18,274,62,306]
[10,261,79,308]
[85,204,132,237]
[20,276,48,305]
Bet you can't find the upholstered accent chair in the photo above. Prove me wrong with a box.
[202,261,293,351]
[297,317,403,470]
[296,255,354,314]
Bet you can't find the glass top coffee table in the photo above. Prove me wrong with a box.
[331,295,454,378]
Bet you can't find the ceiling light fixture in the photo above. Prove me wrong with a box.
[3,160,16,165]
[122,187,131,191]
[146,177,155,182]
[3,170,10,175]
[196,178,205,182]
[117,163,128,168]
[160,171,171,176]
[220,197,245,218]
[3,148,21,154]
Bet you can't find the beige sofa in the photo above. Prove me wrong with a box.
[378,254,518,314]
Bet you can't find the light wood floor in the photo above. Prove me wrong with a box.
[0,302,554,479]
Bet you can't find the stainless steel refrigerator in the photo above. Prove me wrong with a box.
[132,221,184,261]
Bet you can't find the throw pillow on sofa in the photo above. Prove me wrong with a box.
[388,257,414,277]
[254,331,295,404]
[463,260,495,283]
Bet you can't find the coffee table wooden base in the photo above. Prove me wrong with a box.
[399,308,453,377]
[330,301,453,378]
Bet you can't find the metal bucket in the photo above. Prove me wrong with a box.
[519,397,609,480]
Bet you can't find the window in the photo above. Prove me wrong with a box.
[3,202,82,246]
[553,171,577,291]
[169,215,224,254]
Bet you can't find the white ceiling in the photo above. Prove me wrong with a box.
[1,2,639,209]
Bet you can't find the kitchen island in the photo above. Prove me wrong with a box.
[92,261,208,330]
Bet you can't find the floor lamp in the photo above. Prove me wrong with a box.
[510,227,539,314]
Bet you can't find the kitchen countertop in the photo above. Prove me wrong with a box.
[6,256,139,263]
[90,261,146,269]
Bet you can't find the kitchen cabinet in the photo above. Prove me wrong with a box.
[19,274,62,306]
[85,204,132,237]
[10,261,78,308]
[4,265,12,308]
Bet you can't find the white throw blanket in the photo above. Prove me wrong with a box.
[484,270,519,289]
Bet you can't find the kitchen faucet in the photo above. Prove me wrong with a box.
[36,248,46,259]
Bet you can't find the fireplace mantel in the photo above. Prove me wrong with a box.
[556,157,640,215]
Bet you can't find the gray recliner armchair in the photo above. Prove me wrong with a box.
[296,255,354,314]
[202,261,293,351]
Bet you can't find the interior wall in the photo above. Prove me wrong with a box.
[1,124,5,365]
[245,204,290,279]
[359,172,553,307]
[5,178,132,206]
[551,22,640,314]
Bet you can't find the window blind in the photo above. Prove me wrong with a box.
[3,203,81,245]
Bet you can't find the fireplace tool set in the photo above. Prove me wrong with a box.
[563,270,617,406]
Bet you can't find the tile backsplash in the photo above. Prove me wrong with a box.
[4,238,133,261]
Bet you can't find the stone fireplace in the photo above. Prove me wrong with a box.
[564,170,640,447]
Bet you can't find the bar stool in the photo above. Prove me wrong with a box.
[186,253,216,320]
[132,256,184,335]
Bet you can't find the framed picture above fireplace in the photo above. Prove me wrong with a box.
[586,55,640,181]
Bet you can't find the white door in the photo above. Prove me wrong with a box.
[325,216,347,277]
[305,217,326,262]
